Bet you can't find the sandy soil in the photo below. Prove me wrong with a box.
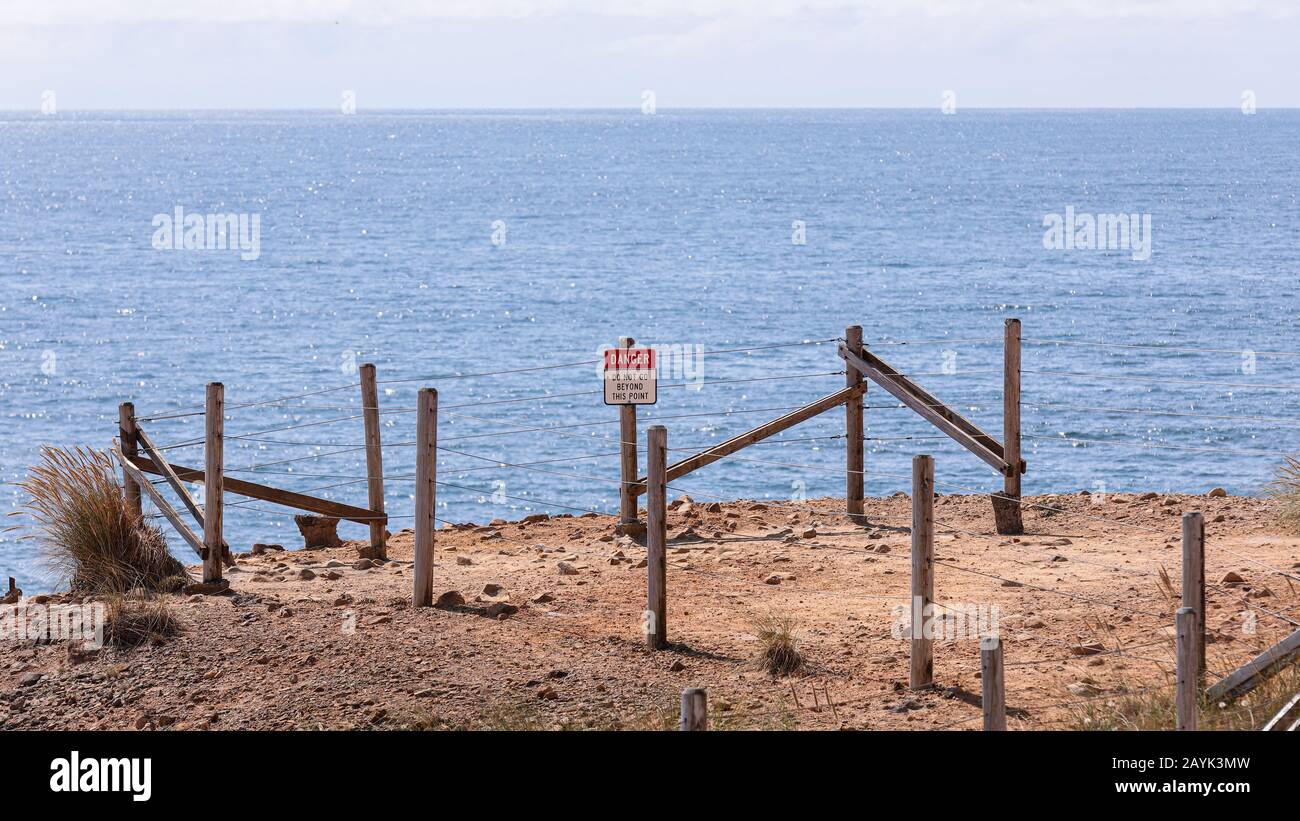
[3,491,1298,731]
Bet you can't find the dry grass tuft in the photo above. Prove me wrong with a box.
[11,446,187,594]
[751,611,804,676]
[105,595,184,649]
[1068,663,1300,731]
[1268,454,1300,534]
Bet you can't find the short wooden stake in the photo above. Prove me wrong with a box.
[680,688,708,731]
[618,337,639,527]
[202,383,224,584]
[646,424,667,649]
[1181,511,1206,681]
[910,454,935,689]
[981,636,1006,730]
[359,363,387,560]
[844,325,865,521]
[413,388,438,607]
[993,318,1024,535]
[1176,607,1198,730]
[118,402,143,519]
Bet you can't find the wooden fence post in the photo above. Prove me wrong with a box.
[994,318,1024,535]
[118,402,143,520]
[202,383,224,584]
[414,387,438,607]
[1182,511,1206,681]
[680,687,708,731]
[910,454,935,689]
[646,424,667,649]
[618,337,640,528]
[1176,607,1198,730]
[981,636,1006,730]
[359,363,387,560]
[845,325,865,522]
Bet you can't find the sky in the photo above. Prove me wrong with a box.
[0,0,1296,109]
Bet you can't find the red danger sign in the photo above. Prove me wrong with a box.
[604,347,657,405]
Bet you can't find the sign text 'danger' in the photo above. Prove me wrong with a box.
[604,347,657,405]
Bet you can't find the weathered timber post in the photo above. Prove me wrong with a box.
[118,402,143,519]
[413,388,438,607]
[845,325,865,522]
[993,318,1024,534]
[202,383,224,584]
[1176,607,1198,730]
[1182,511,1206,682]
[646,424,667,649]
[359,363,387,560]
[910,454,935,689]
[618,337,640,529]
[981,636,1006,730]
[680,688,708,731]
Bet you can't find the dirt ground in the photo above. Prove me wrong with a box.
[3,491,1299,731]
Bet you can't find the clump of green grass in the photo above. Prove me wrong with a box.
[104,594,184,649]
[751,612,804,676]
[1267,454,1300,534]
[11,446,186,594]
[1068,664,1300,731]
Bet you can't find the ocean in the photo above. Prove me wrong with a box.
[2,108,1298,591]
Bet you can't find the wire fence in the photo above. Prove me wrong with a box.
[119,327,1300,730]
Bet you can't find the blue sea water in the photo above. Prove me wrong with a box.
[2,109,1298,591]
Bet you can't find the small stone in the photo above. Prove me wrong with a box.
[486,602,519,619]
[434,590,465,609]
[333,594,354,606]
[1221,571,1245,585]
[1067,682,1101,697]
[801,528,818,539]
[353,559,375,571]
[1069,643,1106,656]
[477,583,509,602]
[18,672,43,687]
[557,561,580,576]
[668,660,685,672]
[531,592,555,604]
[297,569,316,581]
[367,615,393,626]
[456,555,473,566]
[1207,487,1227,498]
[181,579,231,596]
[1024,617,1046,628]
